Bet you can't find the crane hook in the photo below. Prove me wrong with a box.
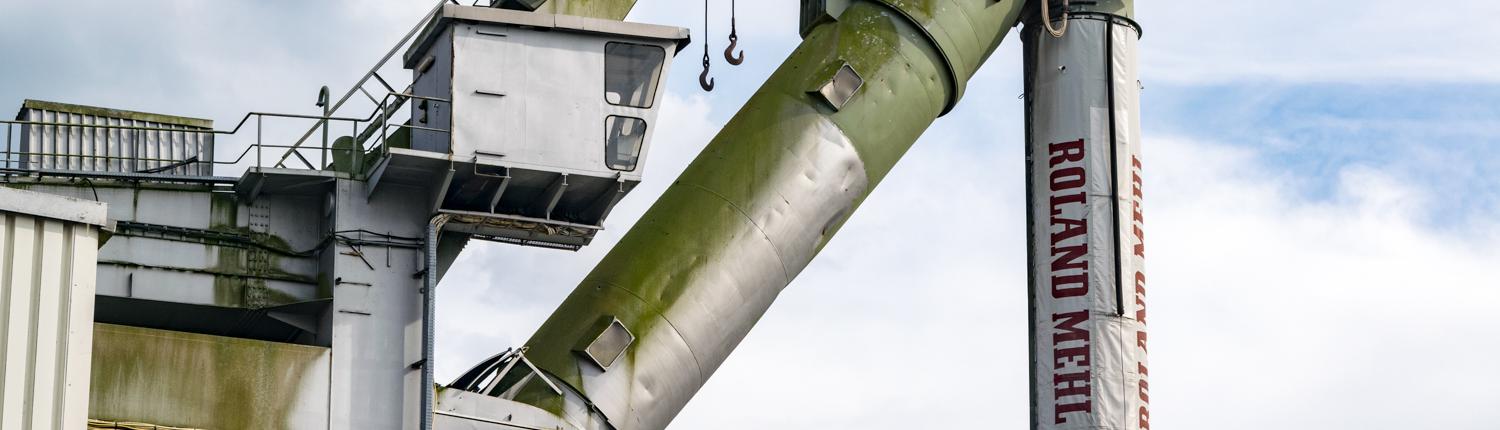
[724,0,744,66]
[699,0,715,91]
[724,27,744,65]
[699,51,715,92]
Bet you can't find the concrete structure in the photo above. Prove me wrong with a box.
[88,324,331,429]
[0,186,110,430]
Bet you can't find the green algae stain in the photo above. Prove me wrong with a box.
[89,324,329,429]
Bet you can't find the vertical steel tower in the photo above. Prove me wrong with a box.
[1022,1,1149,429]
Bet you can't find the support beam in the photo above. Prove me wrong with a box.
[517,1,1028,429]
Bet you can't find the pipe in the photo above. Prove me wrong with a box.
[422,213,451,430]
[516,1,1027,429]
[516,0,639,20]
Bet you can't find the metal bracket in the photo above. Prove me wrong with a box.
[799,0,852,38]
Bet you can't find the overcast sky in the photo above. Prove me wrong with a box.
[2,1,1497,429]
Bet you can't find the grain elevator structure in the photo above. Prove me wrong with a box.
[0,1,1146,429]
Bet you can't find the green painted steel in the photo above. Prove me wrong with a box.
[1072,0,1134,20]
[529,0,639,20]
[89,323,330,428]
[518,0,1027,428]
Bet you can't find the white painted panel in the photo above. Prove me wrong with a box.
[442,23,675,182]
[0,193,103,430]
[16,102,215,176]
[1027,18,1149,430]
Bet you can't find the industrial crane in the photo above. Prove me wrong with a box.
[0,1,1144,429]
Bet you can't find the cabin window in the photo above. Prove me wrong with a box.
[605,116,646,171]
[604,42,665,108]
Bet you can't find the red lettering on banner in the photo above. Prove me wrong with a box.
[1130,154,1151,430]
[1054,370,1091,398]
[1132,156,1145,257]
[1138,363,1151,429]
[1049,142,1089,300]
[1054,370,1092,424]
[1050,139,1085,166]
[1053,311,1090,342]
[1051,167,1085,190]
[1052,310,1092,424]
[1135,272,1148,325]
[1044,140,1094,426]
[1137,363,1150,403]
[1055,345,1089,369]
[1050,192,1086,216]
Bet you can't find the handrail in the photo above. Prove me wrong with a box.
[0,0,454,177]
[0,92,447,137]
[1,91,449,173]
[272,0,449,168]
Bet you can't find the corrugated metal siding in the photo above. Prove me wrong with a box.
[18,107,214,177]
[0,206,101,430]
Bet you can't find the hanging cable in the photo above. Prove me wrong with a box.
[699,0,716,91]
[724,0,745,65]
[1043,0,1069,38]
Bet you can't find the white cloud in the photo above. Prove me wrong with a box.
[1138,0,1500,84]
[664,133,1500,429]
[1145,137,1500,429]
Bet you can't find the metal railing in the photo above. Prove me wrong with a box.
[0,91,447,180]
[0,0,453,181]
[270,0,450,169]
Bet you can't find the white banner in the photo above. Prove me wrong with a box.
[1027,16,1149,430]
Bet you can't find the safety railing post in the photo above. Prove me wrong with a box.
[380,99,388,158]
[321,110,330,169]
[256,115,263,169]
[351,119,358,173]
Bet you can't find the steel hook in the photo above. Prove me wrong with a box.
[724,27,745,66]
[699,53,715,92]
[699,67,716,92]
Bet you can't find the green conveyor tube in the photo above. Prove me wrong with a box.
[531,0,638,20]
[518,1,1029,429]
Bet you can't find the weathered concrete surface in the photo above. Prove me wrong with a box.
[88,324,331,429]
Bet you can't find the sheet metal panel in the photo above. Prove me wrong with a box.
[0,187,105,430]
[16,100,215,176]
[1025,16,1148,430]
[428,21,677,182]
